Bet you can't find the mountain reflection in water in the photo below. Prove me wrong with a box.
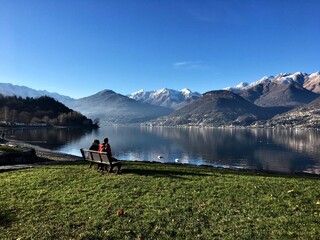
[8,126,320,175]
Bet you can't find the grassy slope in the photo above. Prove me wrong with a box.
[0,145,24,153]
[0,161,320,239]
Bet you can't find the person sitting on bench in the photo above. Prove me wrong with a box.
[99,137,121,173]
[89,139,100,151]
[88,139,101,169]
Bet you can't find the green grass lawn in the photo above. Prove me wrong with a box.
[0,145,24,153]
[0,161,320,239]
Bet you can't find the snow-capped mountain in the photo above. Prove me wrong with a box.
[69,89,173,124]
[303,72,320,93]
[128,88,202,110]
[146,90,284,127]
[225,72,319,93]
[0,82,74,104]
[224,71,320,108]
[224,82,250,93]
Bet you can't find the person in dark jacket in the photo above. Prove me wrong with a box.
[89,139,100,151]
[88,139,100,169]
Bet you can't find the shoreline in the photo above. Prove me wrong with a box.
[0,138,82,172]
[1,138,82,163]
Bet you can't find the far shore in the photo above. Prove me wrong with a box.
[0,124,98,131]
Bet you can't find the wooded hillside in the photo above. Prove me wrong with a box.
[0,95,97,127]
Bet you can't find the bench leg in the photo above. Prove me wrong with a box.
[98,164,108,173]
[110,162,122,174]
[97,164,102,171]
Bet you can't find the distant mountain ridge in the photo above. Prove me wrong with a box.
[225,72,320,93]
[0,83,174,124]
[1,70,320,127]
[128,88,202,110]
[146,90,284,127]
[67,89,173,124]
[225,72,320,108]
[0,83,201,111]
[0,82,74,104]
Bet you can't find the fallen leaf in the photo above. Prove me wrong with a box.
[287,189,294,193]
[199,203,206,209]
[316,201,320,205]
[116,209,125,216]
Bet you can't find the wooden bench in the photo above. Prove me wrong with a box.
[80,148,122,174]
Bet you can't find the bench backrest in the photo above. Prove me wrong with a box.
[80,148,111,165]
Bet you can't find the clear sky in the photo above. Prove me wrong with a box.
[0,0,319,99]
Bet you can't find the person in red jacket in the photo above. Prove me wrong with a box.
[99,138,112,156]
[99,137,122,173]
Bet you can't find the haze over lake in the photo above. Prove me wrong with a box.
[8,126,320,175]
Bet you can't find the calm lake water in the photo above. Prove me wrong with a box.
[7,126,320,175]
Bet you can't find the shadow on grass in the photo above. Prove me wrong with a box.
[55,161,212,178]
[36,160,320,179]
[0,209,16,227]
[121,167,211,178]
[51,162,211,178]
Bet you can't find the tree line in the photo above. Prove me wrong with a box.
[0,95,98,127]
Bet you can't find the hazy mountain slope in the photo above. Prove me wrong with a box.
[69,90,173,124]
[0,82,74,104]
[128,88,201,110]
[146,90,281,127]
[0,83,173,124]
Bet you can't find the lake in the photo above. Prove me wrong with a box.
[6,126,320,175]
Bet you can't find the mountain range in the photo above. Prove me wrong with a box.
[1,71,320,127]
[225,72,320,93]
[0,84,198,124]
[0,83,73,105]
[67,90,172,124]
[128,88,201,110]
[146,90,291,127]
[225,72,320,108]
[137,71,320,127]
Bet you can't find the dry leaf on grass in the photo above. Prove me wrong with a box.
[116,209,125,216]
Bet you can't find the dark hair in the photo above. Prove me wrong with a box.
[103,138,109,143]
[93,139,100,144]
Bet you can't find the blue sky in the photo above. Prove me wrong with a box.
[0,0,319,98]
